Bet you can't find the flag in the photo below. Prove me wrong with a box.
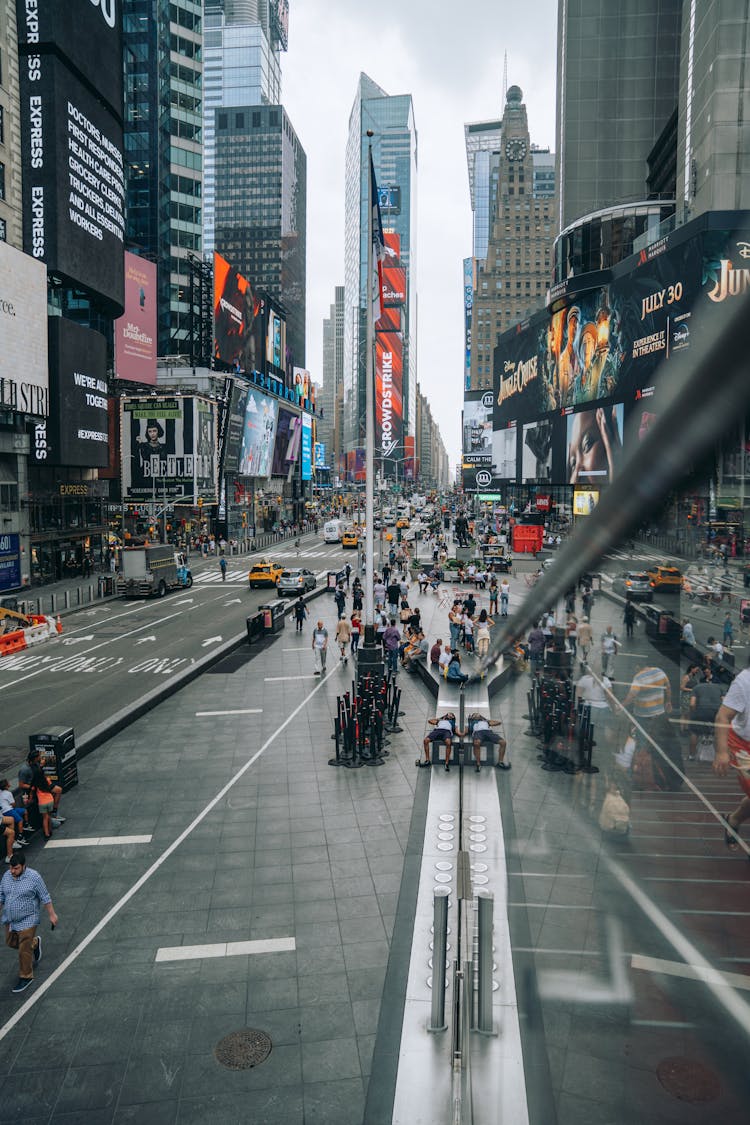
[370,152,385,324]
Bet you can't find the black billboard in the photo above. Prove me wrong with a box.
[19,54,125,313]
[223,383,249,474]
[30,319,109,468]
[16,0,123,119]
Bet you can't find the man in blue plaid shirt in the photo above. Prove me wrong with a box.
[1,852,58,994]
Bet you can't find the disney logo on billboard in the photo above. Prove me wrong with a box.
[475,470,492,488]
[90,0,117,27]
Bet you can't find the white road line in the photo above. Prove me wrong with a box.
[264,675,318,682]
[631,954,750,992]
[0,662,340,1043]
[155,936,296,963]
[194,709,262,717]
[45,835,153,849]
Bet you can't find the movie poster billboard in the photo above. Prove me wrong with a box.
[213,252,264,373]
[238,390,277,478]
[301,412,313,481]
[271,408,301,476]
[121,395,218,501]
[463,390,494,465]
[375,333,404,469]
[565,403,624,485]
[115,252,157,385]
[223,382,249,473]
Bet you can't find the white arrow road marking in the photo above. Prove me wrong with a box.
[134,635,157,645]
[60,636,95,645]
[175,598,194,604]
[223,599,242,606]
[201,635,223,647]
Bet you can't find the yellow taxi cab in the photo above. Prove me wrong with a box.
[248,559,284,588]
[646,564,683,591]
[341,530,359,549]
[396,517,410,529]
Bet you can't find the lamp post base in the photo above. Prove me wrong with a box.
[357,626,384,682]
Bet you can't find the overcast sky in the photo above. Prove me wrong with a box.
[282,0,559,468]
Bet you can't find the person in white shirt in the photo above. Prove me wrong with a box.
[714,659,750,850]
[600,625,620,677]
[438,645,452,672]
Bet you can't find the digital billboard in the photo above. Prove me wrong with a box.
[19,55,125,312]
[522,419,555,484]
[30,319,108,468]
[115,252,157,385]
[0,242,49,416]
[120,395,218,501]
[223,383,250,474]
[238,390,277,478]
[0,534,22,593]
[384,232,401,263]
[382,268,406,306]
[573,490,600,516]
[301,412,313,481]
[464,257,474,390]
[213,252,264,372]
[565,403,624,486]
[463,390,494,464]
[376,333,404,466]
[266,308,286,373]
[16,0,124,119]
[493,425,517,479]
[271,408,301,476]
[314,442,326,469]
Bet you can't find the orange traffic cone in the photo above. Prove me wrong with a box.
[56,615,63,634]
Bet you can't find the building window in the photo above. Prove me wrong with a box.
[235,112,244,128]
[0,105,4,145]
[0,162,5,201]
[218,113,227,130]
[0,217,6,242]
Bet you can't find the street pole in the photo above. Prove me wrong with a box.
[359,132,383,680]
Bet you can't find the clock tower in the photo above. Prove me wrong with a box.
[468,85,557,391]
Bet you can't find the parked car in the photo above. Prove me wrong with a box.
[646,564,683,591]
[248,559,284,589]
[276,568,317,596]
[612,571,654,601]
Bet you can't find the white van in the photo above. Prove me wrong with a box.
[323,519,345,543]
[382,507,396,524]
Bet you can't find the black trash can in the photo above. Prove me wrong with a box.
[98,575,114,597]
[246,611,265,644]
[28,726,78,793]
[260,600,286,635]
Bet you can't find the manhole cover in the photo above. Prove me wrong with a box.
[656,1057,720,1103]
[214,1029,272,1070]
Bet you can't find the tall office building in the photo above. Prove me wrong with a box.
[468,86,556,391]
[123,0,203,356]
[319,286,344,472]
[0,1,22,248]
[343,73,417,474]
[555,0,682,232]
[677,0,750,220]
[214,104,306,367]
[465,120,502,260]
[202,0,285,255]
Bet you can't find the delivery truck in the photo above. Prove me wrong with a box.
[116,545,193,598]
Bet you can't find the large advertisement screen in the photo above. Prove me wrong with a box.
[266,308,286,374]
[223,383,249,474]
[213,252,264,372]
[464,257,474,391]
[0,242,49,416]
[462,390,494,466]
[0,534,22,593]
[376,333,404,467]
[19,55,125,312]
[238,390,277,478]
[271,408,301,476]
[16,0,124,118]
[31,319,108,468]
[115,252,157,384]
[301,412,313,481]
[121,396,218,502]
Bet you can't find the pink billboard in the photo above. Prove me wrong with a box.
[115,252,157,385]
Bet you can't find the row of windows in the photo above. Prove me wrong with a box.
[170,116,202,143]
[170,33,202,61]
[171,61,202,87]
[171,146,202,171]
[169,3,201,32]
[170,200,201,224]
[217,110,281,131]
[0,161,5,201]
[171,173,202,198]
[0,105,4,146]
[171,89,200,114]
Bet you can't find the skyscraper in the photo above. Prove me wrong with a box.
[464,120,502,261]
[555,0,682,231]
[468,86,556,391]
[123,0,203,356]
[213,103,306,368]
[343,73,417,474]
[319,286,344,472]
[202,0,285,255]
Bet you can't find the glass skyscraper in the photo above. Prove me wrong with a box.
[123,0,203,356]
[464,120,502,260]
[203,0,284,255]
[343,73,417,462]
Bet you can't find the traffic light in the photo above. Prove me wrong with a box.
[242,512,248,527]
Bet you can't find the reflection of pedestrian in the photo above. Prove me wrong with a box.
[623,597,636,639]
[1,852,58,994]
[714,657,750,848]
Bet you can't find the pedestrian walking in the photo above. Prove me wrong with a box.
[577,617,593,667]
[335,617,351,664]
[334,584,347,620]
[500,579,510,617]
[623,597,636,639]
[723,611,734,651]
[311,621,328,675]
[600,625,621,678]
[344,562,351,589]
[350,612,361,657]
[1,852,58,994]
[219,556,227,582]
[294,597,308,633]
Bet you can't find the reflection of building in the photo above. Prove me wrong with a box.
[202,1,284,256]
[416,385,450,490]
[465,120,502,261]
[468,86,557,391]
[343,73,417,460]
[214,104,306,369]
[123,0,203,356]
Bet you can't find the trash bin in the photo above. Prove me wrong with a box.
[98,575,114,597]
[327,570,346,590]
[246,611,265,644]
[28,726,78,793]
[259,600,286,635]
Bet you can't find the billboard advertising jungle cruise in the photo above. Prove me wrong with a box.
[493,219,750,484]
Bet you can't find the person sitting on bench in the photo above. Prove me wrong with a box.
[423,712,461,771]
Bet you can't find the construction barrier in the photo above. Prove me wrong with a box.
[0,615,60,658]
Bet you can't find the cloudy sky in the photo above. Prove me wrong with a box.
[282,0,559,467]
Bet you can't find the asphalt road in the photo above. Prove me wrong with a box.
[0,533,353,759]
